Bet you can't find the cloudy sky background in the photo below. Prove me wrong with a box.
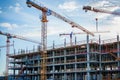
[0,0,120,75]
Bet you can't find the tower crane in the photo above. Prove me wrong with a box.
[26,0,94,80]
[60,31,110,46]
[83,6,120,16]
[0,31,40,80]
[26,0,94,36]
[83,6,120,61]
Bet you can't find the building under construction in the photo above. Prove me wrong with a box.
[7,35,120,80]
[1,0,119,80]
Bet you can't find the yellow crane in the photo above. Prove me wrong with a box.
[26,0,94,80]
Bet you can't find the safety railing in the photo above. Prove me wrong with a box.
[76,49,87,54]
[77,58,86,62]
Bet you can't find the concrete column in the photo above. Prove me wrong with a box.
[75,72,77,80]
[75,63,77,80]
[64,50,66,63]
[53,51,55,79]
[13,58,15,79]
[53,40,55,49]
[32,60,34,80]
[75,36,77,45]
[64,50,67,80]
[38,56,40,80]
[117,35,120,67]
[75,48,77,80]
[87,34,90,80]
[99,35,102,80]
[64,38,66,47]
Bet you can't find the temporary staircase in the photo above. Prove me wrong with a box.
[109,52,120,61]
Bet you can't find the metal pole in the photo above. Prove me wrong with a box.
[87,34,90,80]
[75,36,77,45]
[53,40,55,49]
[64,38,66,47]
[96,18,98,32]
[70,32,73,46]
[70,36,72,46]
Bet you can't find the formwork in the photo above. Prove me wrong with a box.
[8,35,120,80]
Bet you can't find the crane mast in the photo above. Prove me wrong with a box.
[40,11,47,80]
[27,0,48,79]
[83,6,120,16]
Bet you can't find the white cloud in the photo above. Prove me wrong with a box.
[106,17,120,31]
[0,22,18,30]
[15,3,22,13]
[90,0,109,7]
[111,17,120,24]
[9,3,22,13]
[9,6,13,9]
[16,3,20,7]
[58,1,79,12]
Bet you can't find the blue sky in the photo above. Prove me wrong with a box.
[0,0,120,75]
